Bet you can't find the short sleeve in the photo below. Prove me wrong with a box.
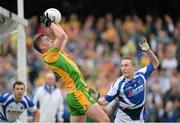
[135,63,155,79]
[25,96,37,112]
[105,77,124,102]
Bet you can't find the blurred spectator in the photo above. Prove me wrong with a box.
[163,100,177,122]
[27,15,39,36]
[175,95,180,122]
[161,42,177,75]
[164,15,175,36]
[32,71,64,122]
[154,94,164,122]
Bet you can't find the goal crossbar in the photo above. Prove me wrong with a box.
[0,6,28,26]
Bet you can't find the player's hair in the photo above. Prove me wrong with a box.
[13,81,25,89]
[33,33,45,53]
[122,57,136,66]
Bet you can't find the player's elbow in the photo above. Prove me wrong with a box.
[64,34,68,41]
[97,97,109,106]
[33,109,40,122]
[63,34,68,43]
[60,34,68,42]
[153,59,160,69]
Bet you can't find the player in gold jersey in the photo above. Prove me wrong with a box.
[33,13,109,122]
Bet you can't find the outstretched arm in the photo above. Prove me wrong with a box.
[40,13,68,51]
[146,49,159,69]
[50,23,68,51]
[139,38,159,69]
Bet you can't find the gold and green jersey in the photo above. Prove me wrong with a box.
[43,47,88,93]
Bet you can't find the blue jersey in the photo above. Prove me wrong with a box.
[0,93,37,122]
[105,63,155,122]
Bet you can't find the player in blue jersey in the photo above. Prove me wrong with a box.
[0,81,40,122]
[97,38,159,123]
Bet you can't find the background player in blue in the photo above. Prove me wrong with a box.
[0,81,40,122]
[97,38,159,123]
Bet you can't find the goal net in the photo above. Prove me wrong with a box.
[0,7,27,42]
[0,6,28,86]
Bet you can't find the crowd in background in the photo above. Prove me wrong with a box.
[0,13,180,122]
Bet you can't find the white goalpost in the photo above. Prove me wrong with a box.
[17,0,27,87]
[0,0,28,121]
[0,4,27,85]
